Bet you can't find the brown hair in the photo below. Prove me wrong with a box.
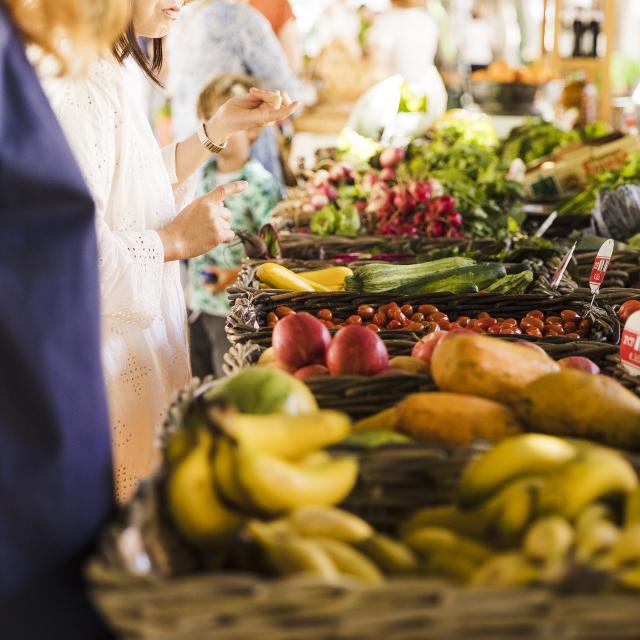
[113,27,164,86]
[197,73,258,121]
[5,0,131,73]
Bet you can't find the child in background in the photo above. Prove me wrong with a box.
[188,74,282,378]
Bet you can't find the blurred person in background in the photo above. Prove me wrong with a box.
[169,0,300,186]
[457,2,496,73]
[189,74,282,379]
[0,1,128,637]
[248,0,303,75]
[366,0,448,123]
[41,0,298,504]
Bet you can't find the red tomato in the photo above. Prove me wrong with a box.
[317,308,333,321]
[560,309,580,322]
[411,312,425,323]
[267,312,279,323]
[456,316,470,327]
[275,305,296,318]
[429,312,449,323]
[619,299,640,323]
[387,320,403,330]
[347,315,363,326]
[373,313,386,326]
[527,310,544,320]
[367,323,381,333]
[526,327,542,338]
[418,304,438,316]
[401,304,414,317]
[357,305,375,320]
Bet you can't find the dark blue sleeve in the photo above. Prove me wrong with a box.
[0,6,114,636]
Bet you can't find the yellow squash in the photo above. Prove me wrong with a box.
[298,266,354,291]
[256,263,331,292]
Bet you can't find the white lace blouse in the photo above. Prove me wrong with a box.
[42,59,193,502]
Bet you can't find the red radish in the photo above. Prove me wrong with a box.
[411,331,448,366]
[272,312,331,370]
[559,356,600,375]
[326,325,389,376]
[379,167,395,182]
[294,364,330,380]
[380,147,405,168]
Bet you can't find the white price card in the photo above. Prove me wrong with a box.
[589,239,615,295]
[550,242,577,289]
[621,311,640,377]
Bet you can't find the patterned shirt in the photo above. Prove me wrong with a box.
[168,2,300,184]
[188,158,282,316]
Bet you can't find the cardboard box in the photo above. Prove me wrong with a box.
[524,133,640,199]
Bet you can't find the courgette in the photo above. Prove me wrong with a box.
[485,271,534,294]
[393,263,507,295]
[344,257,476,294]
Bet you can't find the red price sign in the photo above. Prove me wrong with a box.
[621,311,640,377]
[589,239,614,294]
[550,242,577,289]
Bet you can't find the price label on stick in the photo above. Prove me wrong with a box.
[620,311,640,377]
[550,242,577,289]
[534,211,558,238]
[589,239,615,295]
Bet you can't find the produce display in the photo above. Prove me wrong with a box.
[268,301,605,340]
[470,60,553,85]
[355,332,640,450]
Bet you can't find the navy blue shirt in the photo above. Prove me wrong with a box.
[0,4,114,637]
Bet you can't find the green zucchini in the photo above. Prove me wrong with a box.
[393,263,507,295]
[344,257,476,293]
[485,271,534,294]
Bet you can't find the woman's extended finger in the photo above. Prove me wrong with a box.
[206,180,248,203]
[256,101,299,126]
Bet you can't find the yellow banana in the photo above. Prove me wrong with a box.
[353,407,398,434]
[313,537,384,584]
[404,527,493,565]
[166,429,244,548]
[400,505,488,539]
[211,437,256,512]
[357,535,419,576]
[538,447,638,520]
[298,451,333,468]
[458,434,577,509]
[575,518,620,564]
[523,516,574,564]
[625,487,640,526]
[164,429,194,466]
[617,567,640,591]
[471,552,539,588]
[611,523,640,566]
[287,506,372,542]
[236,448,358,515]
[484,476,544,545]
[424,550,482,583]
[264,536,340,580]
[575,503,615,538]
[218,409,351,460]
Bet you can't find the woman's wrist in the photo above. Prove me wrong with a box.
[204,114,230,147]
[157,228,182,263]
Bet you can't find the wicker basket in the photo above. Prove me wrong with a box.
[89,563,640,640]
[575,249,640,289]
[226,287,623,347]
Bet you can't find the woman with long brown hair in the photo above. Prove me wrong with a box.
[0,2,129,636]
[40,0,297,504]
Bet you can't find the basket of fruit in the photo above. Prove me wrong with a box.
[88,357,640,638]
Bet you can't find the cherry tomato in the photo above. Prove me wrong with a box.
[546,315,562,325]
[367,323,381,333]
[577,329,589,338]
[503,318,518,327]
[478,318,497,330]
[317,308,333,321]
[487,325,502,334]
[404,322,423,331]
[401,304,414,317]
[411,312,425,323]
[526,327,542,338]
[478,312,490,319]
[563,321,578,333]
[357,305,375,320]
[347,315,363,326]
[500,327,516,335]
[275,305,295,318]
[619,299,640,323]
[448,322,462,330]
[546,323,565,335]
[495,318,505,324]
[387,320,403,330]
[429,312,449,323]
[579,319,592,331]
[457,316,470,328]
[527,310,544,320]
[523,316,544,330]
[393,310,408,324]
[373,312,386,326]
[544,328,562,337]
[267,312,278,323]
[467,319,480,330]
[560,309,580,322]
[438,320,451,331]
[418,304,438,316]
[565,332,580,339]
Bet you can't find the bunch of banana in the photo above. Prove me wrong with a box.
[165,409,358,549]
[400,434,640,589]
[245,506,418,583]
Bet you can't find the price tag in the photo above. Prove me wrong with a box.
[550,241,577,289]
[620,311,640,377]
[589,239,615,295]
[534,211,558,238]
